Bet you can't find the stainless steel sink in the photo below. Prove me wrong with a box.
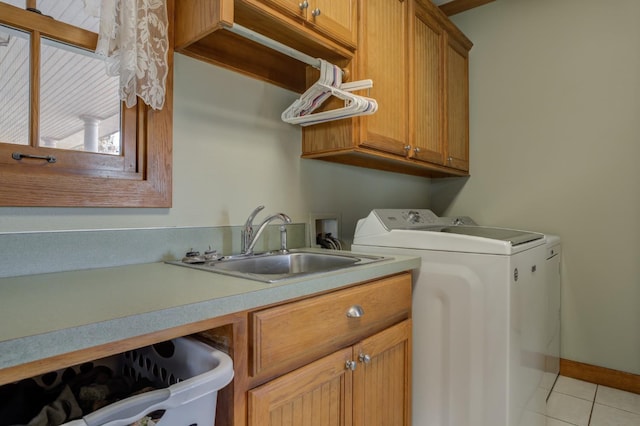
[167,250,388,283]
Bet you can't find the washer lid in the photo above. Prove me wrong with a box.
[436,226,543,246]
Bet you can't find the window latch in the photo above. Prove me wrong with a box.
[12,152,57,163]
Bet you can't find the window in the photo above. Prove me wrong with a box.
[0,1,173,207]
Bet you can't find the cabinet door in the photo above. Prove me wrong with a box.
[411,2,446,165]
[353,320,412,426]
[309,0,357,47]
[358,0,410,156]
[445,35,470,172]
[258,0,356,48]
[248,347,353,426]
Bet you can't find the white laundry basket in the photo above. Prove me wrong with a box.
[60,336,234,426]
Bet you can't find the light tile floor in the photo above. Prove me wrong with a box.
[546,375,640,425]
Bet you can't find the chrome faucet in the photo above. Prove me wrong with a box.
[242,205,292,256]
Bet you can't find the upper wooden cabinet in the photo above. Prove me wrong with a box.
[411,0,470,172]
[357,0,410,158]
[174,0,471,178]
[174,0,356,93]
[302,0,472,178]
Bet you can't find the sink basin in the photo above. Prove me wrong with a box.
[167,250,388,283]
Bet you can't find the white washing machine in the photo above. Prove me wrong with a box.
[352,209,560,426]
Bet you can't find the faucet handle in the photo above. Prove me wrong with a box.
[245,205,265,228]
[242,205,265,254]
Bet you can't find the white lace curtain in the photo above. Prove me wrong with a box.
[84,0,169,110]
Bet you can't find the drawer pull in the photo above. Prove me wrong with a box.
[346,305,364,318]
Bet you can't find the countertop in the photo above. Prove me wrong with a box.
[0,250,419,372]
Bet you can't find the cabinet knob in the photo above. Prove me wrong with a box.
[404,145,411,152]
[359,353,371,364]
[346,305,364,318]
[299,1,309,9]
[311,8,321,17]
[345,360,357,371]
[448,156,453,162]
[414,147,421,153]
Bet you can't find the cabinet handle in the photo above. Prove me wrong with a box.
[359,353,371,364]
[311,8,321,17]
[403,145,411,152]
[414,147,421,153]
[346,305,364,318]
[345,360,357,371]
[299,1,308,9]
[448,156,453,162]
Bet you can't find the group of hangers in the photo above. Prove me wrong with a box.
[281,59,378,126]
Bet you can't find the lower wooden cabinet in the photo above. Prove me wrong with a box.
[248,320,411,426]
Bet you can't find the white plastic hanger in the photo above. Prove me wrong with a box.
[282,60,377,124]
[281,59,378,126]
[282,59,337,119]
[286,87,378,126]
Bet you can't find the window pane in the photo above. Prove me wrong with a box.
[0,24,30,146]
[40,37,121,155]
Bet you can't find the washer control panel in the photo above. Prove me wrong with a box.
[372,209,440,230]
[371,209,477,230]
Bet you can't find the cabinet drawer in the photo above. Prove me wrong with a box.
[250,272,411,377]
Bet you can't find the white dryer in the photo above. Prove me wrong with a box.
[352,209,559,426]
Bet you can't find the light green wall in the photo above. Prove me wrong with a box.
[431,0,640,374]
[0,54,430,246]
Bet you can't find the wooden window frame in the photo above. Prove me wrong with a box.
[0,1,173,207]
